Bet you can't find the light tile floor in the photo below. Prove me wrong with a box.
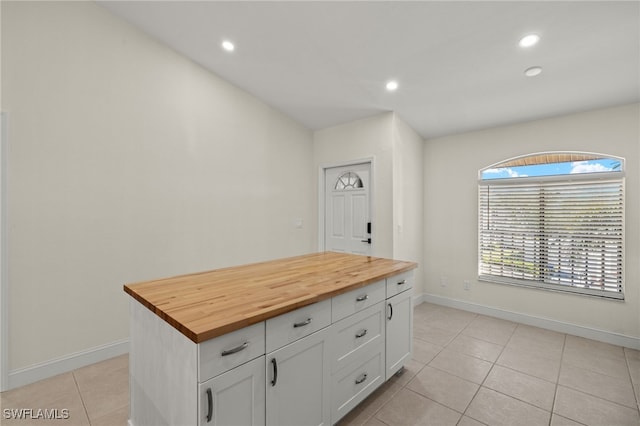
[1,302,638,426]
[0,354,128,426]
[339,302,640,426]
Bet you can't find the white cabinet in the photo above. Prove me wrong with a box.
[331,280,385,322]
[330,302,385,423]
[385,271,414,298]
[198,323,266,425]
[199,356,265,426]
[330,302,385,374]
[199,322,265,382]
[331,347,384,422]
[266,327,331,426]
[129,270,414,426]
[129,301,267,426]
[266,299,331,353]
[385,287,413,380]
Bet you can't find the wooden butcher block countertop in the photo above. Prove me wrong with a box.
[124,252,417,343]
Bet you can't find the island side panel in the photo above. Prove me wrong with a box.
[130,299,198,426]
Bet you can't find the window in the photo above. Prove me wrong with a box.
[478,152,624,299]
[335,171,364,190]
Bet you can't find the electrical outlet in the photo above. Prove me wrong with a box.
[440,275,448,287]
[464,280,471,291]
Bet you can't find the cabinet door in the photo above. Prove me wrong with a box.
[199,356,265,426]
[385,289,413,380]
[266,328,330,426]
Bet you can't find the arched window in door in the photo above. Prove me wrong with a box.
[334,171,364,190]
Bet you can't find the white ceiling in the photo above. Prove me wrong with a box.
[98,1,640,140]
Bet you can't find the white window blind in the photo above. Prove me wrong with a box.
[478,175,624,299]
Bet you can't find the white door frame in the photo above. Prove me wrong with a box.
[1,112,8,391]
[318,157,375,253]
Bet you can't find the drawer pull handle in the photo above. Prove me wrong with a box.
[397,279,406,286]
[293,318,312,328]
[221,341,249,356]
[206,388,213,423]
[355,329,368,339]
[355,373,368,385]
[271,358,278,387]
[388,303,393,320]
[356,294,369,302]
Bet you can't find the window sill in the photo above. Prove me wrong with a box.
[478,275,625,301]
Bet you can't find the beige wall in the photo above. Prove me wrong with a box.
[2,1,314,370]
[3,0,638,384]
[392,115,425,290]
[423,103,640,340]
[313,113,395,258]
[312,113,424,288]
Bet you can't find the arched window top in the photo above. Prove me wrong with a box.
[478,151,625,299]
[335,171,364,190]
[480,152,624,180]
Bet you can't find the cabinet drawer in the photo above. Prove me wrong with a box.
[386,271,414,298]
[199,322,265,382]
[331,302,384,373]
[266,299,331,353]
[331,348,384,424]
[331,280,385,322]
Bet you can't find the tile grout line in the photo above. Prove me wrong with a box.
[550,334,635,426]
[623,349,640,416]
[347,305,637,426]
[71,371,92,426]
[557,340,640,415]
[364,366,419,425]
[549,331,565,426]
[457,317,515,426]
[371,308,477,426]
[432,312,475,423]
[550,334,593,426]
[432,311,486,425]
[463,321,590,424]
[417,311,477,426]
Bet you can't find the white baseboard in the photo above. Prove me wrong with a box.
[412,292,427,306]
[416,292,640,350]
[6,292,637,390]
[7,339,129,390]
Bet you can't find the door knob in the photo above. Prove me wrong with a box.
[361,238,371,244]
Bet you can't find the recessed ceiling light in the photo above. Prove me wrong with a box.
[524,66,543,77]
[221,40,235,52]
[386,80,399,91]
[519,34,540,48]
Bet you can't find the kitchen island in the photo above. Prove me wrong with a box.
[125,252,417,426]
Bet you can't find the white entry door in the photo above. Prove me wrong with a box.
[324,163,372,255]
